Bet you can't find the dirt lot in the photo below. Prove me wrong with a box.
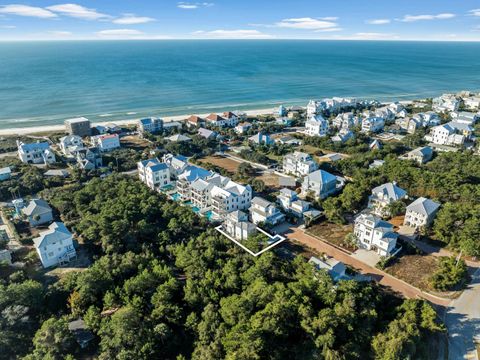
[385,254,439,292]
[256,171,283,189]
[306,222,355,252]
[120,135,152,150]
[199,155,240,173]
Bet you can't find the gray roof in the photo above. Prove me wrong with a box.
[251,196,272,208]
[167,134,191,142]
[279,188,297,197]
[0,167,11,175]
[22,199,52,217]
[305,169,337,185]
[198,128,216,138]
[410,146,433,158]
[406,197,440,216]
[34,222,72,248]
[44,169,70,177]
[372,182,407,201]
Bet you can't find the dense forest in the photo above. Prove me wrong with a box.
[1,176,444,359]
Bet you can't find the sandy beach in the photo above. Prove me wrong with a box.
[0,107,276,137]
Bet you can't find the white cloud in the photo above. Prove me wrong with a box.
[1,25,16,29]
[178,2,214,10]
[0,4,57,18]
[366,19,391,25]
[275,17,338,30]
[469,9,480,17]
[314,27,342,32]
[399,13,455,22]
[192,29,274,39]
[97,29,144,37]
[352,32,399,39]
[113,14,155,25]
[47,3,110,20]
[48,30,72,36]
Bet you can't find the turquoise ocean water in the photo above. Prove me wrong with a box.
[0,40,479,129]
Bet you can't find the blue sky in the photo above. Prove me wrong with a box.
[1,0,480,40]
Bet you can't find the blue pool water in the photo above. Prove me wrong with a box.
[1,40,480,129]
[170,193,181,201]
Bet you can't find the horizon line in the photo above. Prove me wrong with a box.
[1,38,480,42]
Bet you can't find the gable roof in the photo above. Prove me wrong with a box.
[22,199,52,217]
[305,169,337,184]
[186,115,205,124]
[206,113,225,122]
[406,197,440,216]
[251,196,272,208]
[198,128,216,138]
[34,222,72,248]
[372,182,407,201]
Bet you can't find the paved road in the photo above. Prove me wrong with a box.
[445,267,480,360]
[284,226,450,305]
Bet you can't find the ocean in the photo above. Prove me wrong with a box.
[0,40,479,129]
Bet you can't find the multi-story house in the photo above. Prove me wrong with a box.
[249,196,285,226]
[210,181,252,219]
[222,111,239,126]
[277,188,311,218]
[206,112,238,128]
[76,147,102,170]
[64,117,91,137]
[186,115,206,128]
[162,154,189,177]
[403,197,440,229]
[22,199,53,227]
[282,151,318,177]
[34,222,76,268]
[249,132,274,145]
[305,115,329,137]
[235,122,252,134]
[433,94,460,112]
[354,213,398,257]
[59,135,84,157]
[176,166,213,199]
[332,112,360,129]
[138,158,171,190]
[301,169,339,200]
[427,124,465,146]
[17,141,56,165]
[91,134,120,152]
[361,116,385,133]
[224,210,257,241]
[400,146,433,164]
[331,128,354,143]
[138,117,163,134]
[367,182,407,217]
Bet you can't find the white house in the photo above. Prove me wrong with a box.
[404,197,440,229]
[309,256,347,281]
[282,151,318,177]
[305,115,329,137]
[162,154,189,177]
[59,135,84,157]
[249,132,274,145]
[400,146,433,164]
[301,169,339,200]
[249,197,285,226]
[176,166,213,199]
[427,124,465,146]
[197,128,217,140]
[186,115,206,128]
[331,128,354,143]
[235,122,252,134]
[433,94,460,112]
[76,147,102,170]
[277,188,317,219]
[354,213,398,257]
[33,222,76,268]
[17,141,56,165]
[91,134,120,152]
[361,116,385,133]
[206,112,238,128]
[332,112,360,130]
[138,158,171,190]
[0,167,12,181]
[224,210,257,241]
[368,182,407,217]
[138,117,163,134]
[22,199,53,227]
[462,97,480,110]
[210,181,252,219]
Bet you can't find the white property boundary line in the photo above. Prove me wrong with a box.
[215,225,287,257]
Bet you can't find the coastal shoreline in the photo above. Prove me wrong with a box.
[0,107,276,136]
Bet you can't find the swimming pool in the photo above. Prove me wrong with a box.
[170,193,181,201]
[204,210,214,221]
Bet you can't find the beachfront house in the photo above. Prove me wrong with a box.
[64,117,91,137]
[462,97,480,110]
[309,256,347,281]
[249,132,274,145]
[282,151,318,177]
[305,115,329,137]
[403,197,440,229]
[34,222,76,268]
[0,167,12,181]
[249,196,285,226]
[400,146,433,164]
[224,210,257,241]
[361,116,385,133]
[22,199,53,227]
[368,182,407,217]
[186,115,206,128]
[206,112,238,128]
[138,117,163,135]
[301,169,339,200]
[91,134,120,152]
[354,213,398,257]
[433,94,460,112]
[17,141,56,165]
[426,124,465,147]
[138,158,171,190]
[59,135,84,157]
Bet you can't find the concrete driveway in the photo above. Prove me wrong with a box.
[351,249,381,267]
[445,267,480,360]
